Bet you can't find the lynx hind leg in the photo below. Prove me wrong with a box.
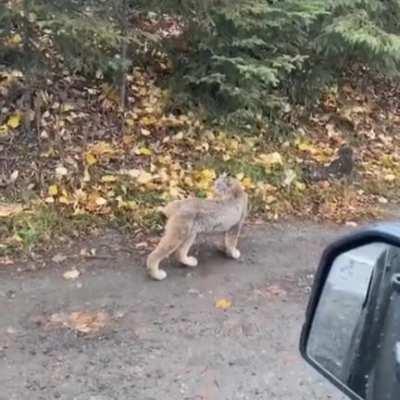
[176,233,198,267]
[224,225,241,260]
[146,216,192,280]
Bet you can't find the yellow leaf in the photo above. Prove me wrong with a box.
[61,103,75,113]
[59,196,73,205]
[136,171,154,185]
[241,177,254,190]
[194,168,216,190]
[0,125,9,135]
[295,181,306,191]
[0,203,23,217]
[89,142,115,157]
[101,175,118,183]
[296,139,319,155]
[141,115,157,126]
[7,114,22,129]
[257,152,283,167]
[384,174,396,182]
[9,33,22,45]
[126,119,135,127]
[135,147,152,156]
[126,200,138,210]
[85,152,97,166]
[215,298,232,310]
[266,195,276,204]
[48,185,59,196]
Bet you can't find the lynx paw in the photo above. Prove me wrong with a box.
[228,248,241,259]
[148,268,167,281]
[181,256,198,267]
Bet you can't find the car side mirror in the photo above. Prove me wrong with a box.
[300,224,400,400]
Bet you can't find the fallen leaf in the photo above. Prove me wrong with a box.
[265,195,276,204]
[215,298,232,310]
[194,168,216,190]
[101,175,118,183]
[257,152,283,167]
[345,221,358,227]
[89,141,115,157]
[48,184,59,196]
[135,241,148,249]
[283,169,297,187]
[49,311,109,334]
[140,128,151,136]
[378,196,388,204]
[295,181,306,191]
[83,168,91,182]
[7,114,22,129]
[52,254,67,263]
[261,284,287,298]
[9,33,22,45]
[0,125,9,135]
[95,196,107,206]
[85,152,97,166]
[63,269,80,280]
[0,203,23,217]
[61,103,75,113]
[135,146,152,156]
[296,139,319,155]
[384,174,396,182]
[55,166,68,177]
[0,257,14,266]
[9,170,19,183]
[136,171,154,185]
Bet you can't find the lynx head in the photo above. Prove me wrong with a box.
[213,173,244,199]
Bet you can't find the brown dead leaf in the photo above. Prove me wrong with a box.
[49,311,109,334]
[0,203,23,217]
[0,257,14,266]
[52,253,67,263]
[63,269,80,280]
[256,284,287,300]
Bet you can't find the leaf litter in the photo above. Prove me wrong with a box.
[1,61,400,254]
[48,311,110,334]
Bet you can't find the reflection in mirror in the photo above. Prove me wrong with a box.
[307,242,400,400]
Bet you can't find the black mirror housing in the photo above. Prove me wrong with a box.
[300,223,400,400]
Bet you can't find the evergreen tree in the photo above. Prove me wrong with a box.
[163,0,400,126]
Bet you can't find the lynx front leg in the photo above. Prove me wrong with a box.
[146,215,193,280]
[224,224,241,259]
[146,229,184,281]
[176,233,198,267]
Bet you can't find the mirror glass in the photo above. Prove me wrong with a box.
[307,242,400,400]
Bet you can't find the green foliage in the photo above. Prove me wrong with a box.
[0,0,160,79]
[2,0,400,129]
[164,0,400,126]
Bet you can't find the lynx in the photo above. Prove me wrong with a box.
[146,174,248,280]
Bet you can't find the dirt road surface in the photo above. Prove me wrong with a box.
[0,223,350,400]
